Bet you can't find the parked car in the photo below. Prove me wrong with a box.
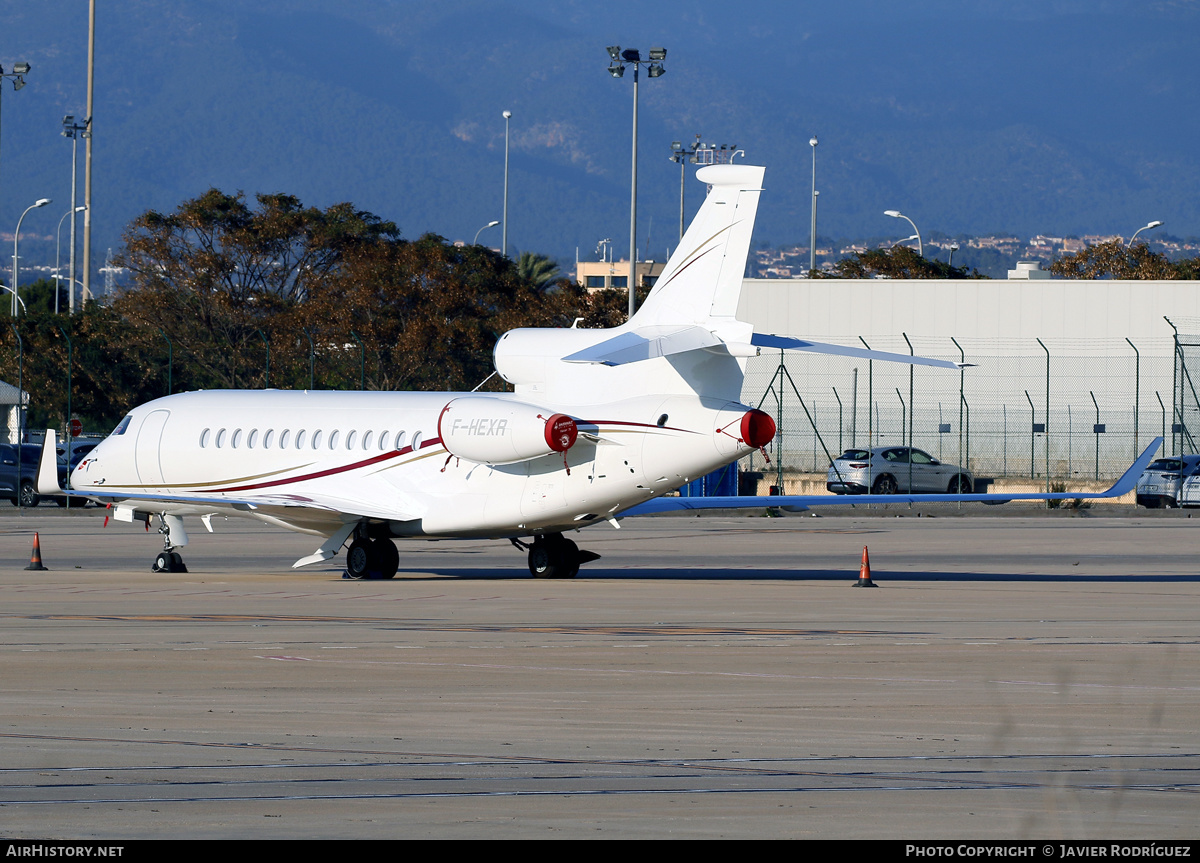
[57,440,100,470]
[0,443,68,507]
[827,446,973,495]
[1135,455,1200,508]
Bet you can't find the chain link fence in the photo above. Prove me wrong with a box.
[741,335,1187,484]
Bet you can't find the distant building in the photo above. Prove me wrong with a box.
[575,260,665,293]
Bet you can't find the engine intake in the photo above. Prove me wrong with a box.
[438,397,578,465]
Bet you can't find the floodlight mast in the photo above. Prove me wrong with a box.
[606,44,667,318]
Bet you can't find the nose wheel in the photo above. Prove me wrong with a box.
[343,537,400,580]
[152,550,187,573]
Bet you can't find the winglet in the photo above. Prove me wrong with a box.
[1101,436,1163,498]
[37,429,64,496]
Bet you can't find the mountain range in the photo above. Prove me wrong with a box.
[2,0,1198,282]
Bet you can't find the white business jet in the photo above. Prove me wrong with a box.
[37,164,1160,578]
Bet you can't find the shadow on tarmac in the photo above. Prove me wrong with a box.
[358,567,1200,583]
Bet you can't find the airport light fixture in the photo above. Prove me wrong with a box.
[0,62,33,264]
[809,136,819,275]
[606,44,667,317]
[502,110,512,257]
[474,220,500,245]
[884,209,923,258]
[948,242,960,268]
[11,198,51,317]
[62,115,89,313]
[669,135,736,241]
[1128,220,1164,248]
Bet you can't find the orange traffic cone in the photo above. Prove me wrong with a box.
[853,545,876,587]
[25,532,48,571]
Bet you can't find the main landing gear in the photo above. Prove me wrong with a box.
[512,533,601,579]
[343,535,401,580]
[150,516,188,573]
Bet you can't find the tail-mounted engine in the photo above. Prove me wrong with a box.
[438,396,578,466]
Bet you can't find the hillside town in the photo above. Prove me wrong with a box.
[747,234,1200,278]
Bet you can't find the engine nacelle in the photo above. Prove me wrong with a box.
[438,396,578,465]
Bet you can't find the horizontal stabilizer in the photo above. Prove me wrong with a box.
[626,438,1161,515]
[562,326,722,366]
[751,334,970,371]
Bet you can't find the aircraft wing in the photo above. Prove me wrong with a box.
[750,333,969,370]
[625,437,1161,515]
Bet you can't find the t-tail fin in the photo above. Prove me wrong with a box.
[631,164,765,328]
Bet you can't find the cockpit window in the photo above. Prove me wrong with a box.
[112,415,132,435]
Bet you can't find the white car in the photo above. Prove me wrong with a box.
[826,446,973,495]
[1136,456,1200,508]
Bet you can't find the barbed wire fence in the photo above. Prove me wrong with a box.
[741,334,1192,484]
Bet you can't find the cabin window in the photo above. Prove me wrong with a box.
[378,431,390,450]
[329,430,340,450]
[312,430,323,449]
[199,428,210,448]
[216,428,227,448]
[248,429,259,449]
[231,429,243,448]
[362,430,372,450]
[279,429,290,448]
[295,430,306,449]
[395,431,406,450]
[410,431,423,451]
[263,429,274,448]
[346,430,357,450]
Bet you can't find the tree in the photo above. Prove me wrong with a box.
[819,245,984,279]
[1049,239,1200,279]
[115,189,400,389]
[515,251,561,290]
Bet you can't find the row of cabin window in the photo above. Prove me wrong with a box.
[198,427,423,453]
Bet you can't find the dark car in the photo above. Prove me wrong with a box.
[0,443,65,507]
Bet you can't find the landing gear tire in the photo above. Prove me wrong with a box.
[345,539,372,580]
[345,537,400,580]
[528,534,580,579]
[872,475,898,495]
[152,550,187,573]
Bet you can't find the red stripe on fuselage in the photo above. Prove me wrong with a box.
[210,437,444,493]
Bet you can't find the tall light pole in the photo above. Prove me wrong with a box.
[12,198,51,317]
[1128,219,1164,247]
[501,110,512,257]
[884,209,923,258]
[55,206,86,314]
[948,242,960,268]
[62,115,88,313]
[0,62,31,280]
[82,0,96,304]
[809,136,818,275]
[607,45,666,318]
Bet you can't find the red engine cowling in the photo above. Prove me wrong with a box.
[740,408,776,448]
[438,397,578,465]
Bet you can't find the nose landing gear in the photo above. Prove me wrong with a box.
[150,515,188,573]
